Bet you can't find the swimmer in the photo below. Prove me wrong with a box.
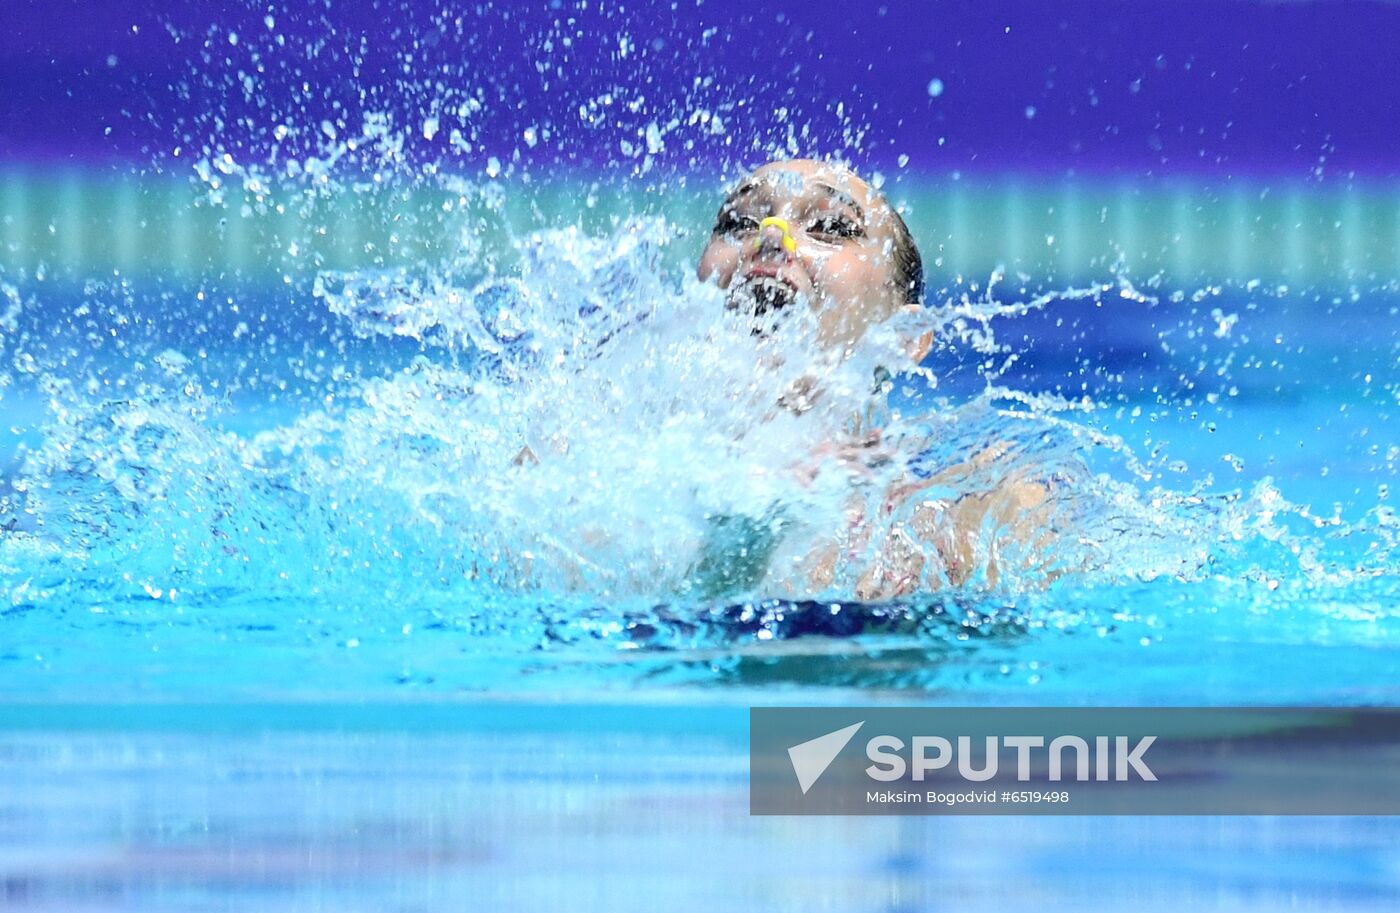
[514,158,1060,599]
[696,158,1060,599]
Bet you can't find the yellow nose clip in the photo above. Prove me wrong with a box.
[756,216,798,254]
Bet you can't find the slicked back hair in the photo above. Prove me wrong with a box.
[888,204,924,305]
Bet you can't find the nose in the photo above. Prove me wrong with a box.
[755,216,798,255]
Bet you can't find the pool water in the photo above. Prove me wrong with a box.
[3,2,1400,901]
[2,255,1398,907]
[1,705,1399,911]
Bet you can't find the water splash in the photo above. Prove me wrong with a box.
[1,5,1398,702]
[5,229,1394,622]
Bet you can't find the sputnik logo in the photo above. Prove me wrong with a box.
[787,721,865,794]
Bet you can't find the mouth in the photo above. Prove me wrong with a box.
[727,275,799,320]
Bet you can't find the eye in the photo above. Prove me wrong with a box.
[808,215,864,240]
[716,210,760,237]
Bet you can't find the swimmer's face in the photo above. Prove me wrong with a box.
[697,159,907,350]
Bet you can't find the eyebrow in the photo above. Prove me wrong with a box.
[723,179,767,208]
[811,183,864,220]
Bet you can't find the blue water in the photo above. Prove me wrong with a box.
[2,271,1396,909]
[2,225,1398,913]
[4,2,1400,906]
[0,704,1398,911]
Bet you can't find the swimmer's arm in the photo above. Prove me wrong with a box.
[924,470,1058,589]
[852,451,1065,598]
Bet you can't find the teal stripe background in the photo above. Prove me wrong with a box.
[3,169,1398,283]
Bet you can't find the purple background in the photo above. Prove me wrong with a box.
[4,0,1399,179]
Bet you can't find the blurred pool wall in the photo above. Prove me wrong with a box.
[5,1,1399,287]
[4,168,1400,285]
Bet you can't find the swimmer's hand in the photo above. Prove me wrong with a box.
[781,442,1068,599]
[791,429,893,488]
[858,443,1065,597]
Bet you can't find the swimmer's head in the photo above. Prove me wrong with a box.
[697,158,925,354]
